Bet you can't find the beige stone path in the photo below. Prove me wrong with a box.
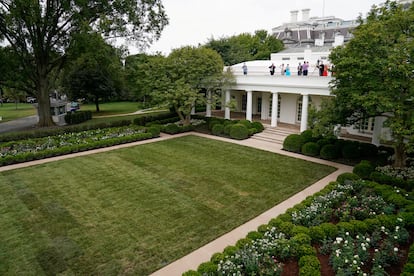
[0,131,353,276]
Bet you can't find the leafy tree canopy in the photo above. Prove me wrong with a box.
[0,0,168,126]
[328,0,414,167]
[62,32,126,112]
[153,46,227,124]
[124,53,166,105]
[204,30,284,66]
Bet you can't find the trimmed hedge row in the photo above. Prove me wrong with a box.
[198,116,264,140]
[0,132,153,167]
[352,160,414,191]
[0,112,176,143]
[64,111,92,124]
[283,130,394,165]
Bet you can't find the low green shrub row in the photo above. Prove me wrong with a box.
[161,123,195,134]
[283,130,393,165]
[201,116,264,140]
[0,132,153,167]
[0,120,127,143]
[352,160,414,191]
[64,111,92,124]
[132,112,177,126]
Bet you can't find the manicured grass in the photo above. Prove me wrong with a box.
[0,135,336,275]
[0,103,37,122]
[80,101,144,117]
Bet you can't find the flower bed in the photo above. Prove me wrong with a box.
[184,175,414,276]
[0,125,154,166]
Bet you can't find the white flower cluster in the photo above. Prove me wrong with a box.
[291,183,354,226]
[376,165,414,180]
[331,221,406,275]
[0,126,146,157]
[217,227,286,275]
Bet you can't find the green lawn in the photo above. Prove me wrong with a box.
[0,103,37,122]
[0,135,336,275]
[80,101,145,117]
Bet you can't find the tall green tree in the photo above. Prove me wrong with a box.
[154,46,226,125]
[62,32,125,112]
[205,30,284,65]
[0,0,168,126]
[124,53,166,106]
[328,0,414,167]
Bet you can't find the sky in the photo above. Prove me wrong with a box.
[139,0,385,56]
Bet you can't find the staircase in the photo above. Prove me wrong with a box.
[251,126,299,145]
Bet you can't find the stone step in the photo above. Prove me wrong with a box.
[251,127,298,144]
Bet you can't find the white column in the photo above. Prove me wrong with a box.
[271,92,278,127]
[372,116,386,146]
[246,90,253,121]
[261,92,270,120]
[300,94,309,132]
[224,90,231,120]
[191,105,195,115]
[206,90,212,117]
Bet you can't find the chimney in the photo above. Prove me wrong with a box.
[302,9,310,21]
[290,10,299,23]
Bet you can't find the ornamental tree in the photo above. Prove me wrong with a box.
[0,0,168,127]
[154,46,227,125]
[329,0,414,167]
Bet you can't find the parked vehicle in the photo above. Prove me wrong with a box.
[26,97,36,103]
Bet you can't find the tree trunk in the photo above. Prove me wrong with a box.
[36,75,54,127]
[393,139,407,168]
[184,114,191,126]
[95,97,100,112]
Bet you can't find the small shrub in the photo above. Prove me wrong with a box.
[250,128,259,135]
[317,136,337,147]
[223,245,237,256]
[320,223,338,239]
[238,119,252,129]
[251,121,264,132]
[246,231,263,240]
[163,123,180,134]
[283,134,305,153]
[182,270,201,276]
[147,125,161,137]
[295,244,317,258]
[292,233,312,245]
[300,130,315,143]
[257,224,269,233]
[223,124,232,135]
[320,144,339,160]
[336,222,354,235]
[342,141,360,159]
[309,226,326,243]
[211,124,224,135]
[349,220,368,234]
[210,252,225,264]
[279,221,295,237]
[360,142,378,157]
[353,160,375,179]
[336,172,360,184]
[235,238,251,249]
[299,255,321,276]
[197,261,217,275]
[229,124,249,140]
[292,226,311,236]
[301,142,320,157]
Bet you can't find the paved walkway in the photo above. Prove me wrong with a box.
[0,131,353,276]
